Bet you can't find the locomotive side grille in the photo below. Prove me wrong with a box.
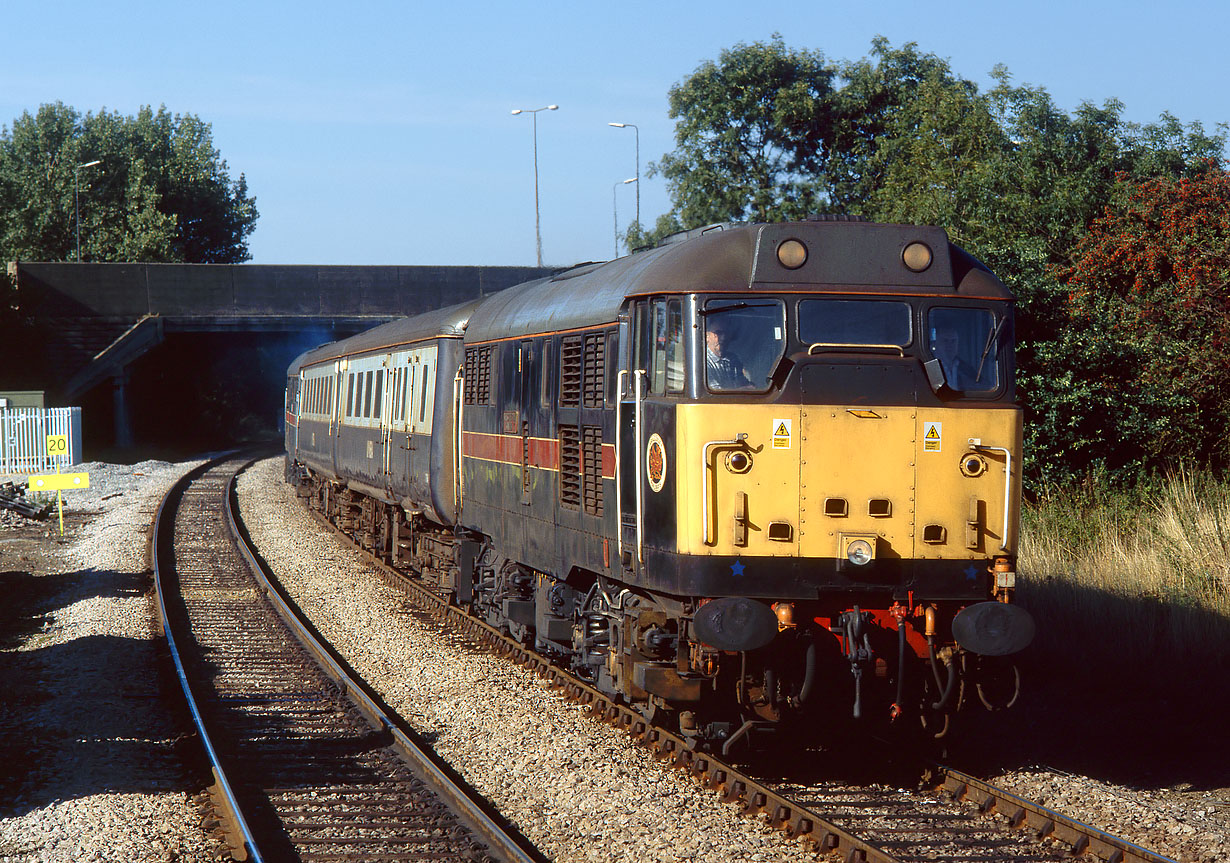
[464,346,492,405]
[560,336,583,406]
[582,333,606,408]
[559,424,581,508]
[582,425,604,516]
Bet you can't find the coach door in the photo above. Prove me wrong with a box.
[380,358,395,492]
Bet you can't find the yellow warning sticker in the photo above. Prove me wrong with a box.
[772,418,792,449]
[923,421,942,453]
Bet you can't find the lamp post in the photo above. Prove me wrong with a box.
[511,105,558,267]
[75,160,101,262]
[608,122,639,229]
[613,177,637,258]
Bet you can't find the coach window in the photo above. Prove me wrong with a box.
[419,362,430,422]
[346,373,355,417]
[373,368,384,419]
[410,363,420,422]
[361,370,372,417]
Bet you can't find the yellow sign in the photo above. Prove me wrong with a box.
[772,418,792,449]
[29,468,90,536]
[29,473,90,491]
[923,421,942,452]
[46,435,68,457]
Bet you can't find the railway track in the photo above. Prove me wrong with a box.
[290,489,1181,863]
[152,454,538,863]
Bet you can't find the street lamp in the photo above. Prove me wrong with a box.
[613,178,637,258]
[608,122,639,229]
[75,160,101,262]
[511,105,559,267]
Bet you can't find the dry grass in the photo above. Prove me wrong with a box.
[1016,471,1230,678]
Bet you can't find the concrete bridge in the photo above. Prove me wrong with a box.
[5,262,550,450]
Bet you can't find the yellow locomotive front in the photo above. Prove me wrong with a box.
[621,221,1033,746]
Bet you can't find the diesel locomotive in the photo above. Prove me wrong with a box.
[284,218,1035,751]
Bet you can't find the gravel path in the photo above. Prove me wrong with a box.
[0,459,225,863]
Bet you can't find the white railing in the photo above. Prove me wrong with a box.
[1,407,84,474]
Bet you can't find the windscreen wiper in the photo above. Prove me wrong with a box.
[974,316,1005,383]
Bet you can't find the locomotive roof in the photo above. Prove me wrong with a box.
[287,296,483,374]
[463,220,1012,344]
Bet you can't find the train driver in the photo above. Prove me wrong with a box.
[931,328,975,391]
[706,317,753,391]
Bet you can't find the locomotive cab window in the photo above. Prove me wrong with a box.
[635,298,685,395]
[798,298,912,348]
[927,307,1002,394]
[703,298,785,393]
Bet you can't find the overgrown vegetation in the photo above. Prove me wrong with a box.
[1017,471,1230,679]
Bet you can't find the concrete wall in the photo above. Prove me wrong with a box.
[13,262,551,319]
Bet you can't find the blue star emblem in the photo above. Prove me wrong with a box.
[731,560,746,576]
[963,563,980,581]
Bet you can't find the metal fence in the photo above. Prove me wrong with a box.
[1,407,83,474]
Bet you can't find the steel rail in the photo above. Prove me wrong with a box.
[936,766,1181,863]
[224,465,538,863]
[152,455,263,863]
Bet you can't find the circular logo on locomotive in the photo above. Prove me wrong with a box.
[646,433,667,493]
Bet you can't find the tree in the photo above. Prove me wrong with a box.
[1054,165,1230,476]
[649,36,834,234]
[0,102,258,263]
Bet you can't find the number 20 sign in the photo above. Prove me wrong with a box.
[46,434,68,457]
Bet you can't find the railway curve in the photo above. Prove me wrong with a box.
[152,452,538,863]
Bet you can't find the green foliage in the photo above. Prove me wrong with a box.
[1058,166,1230,476]
[0,102,258,263]
[650,35,833,227]
[652,36,1228,485]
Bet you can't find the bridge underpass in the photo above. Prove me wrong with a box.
[4,262,550,454]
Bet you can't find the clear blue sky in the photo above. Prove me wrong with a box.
[3,0,1226,267]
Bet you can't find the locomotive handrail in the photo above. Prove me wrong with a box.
[454,368,464,513]
[634,369,646,563]
[615,369,628,558]
[701,433,748,545]
[968,439,1012,550]
[807,342,905,356]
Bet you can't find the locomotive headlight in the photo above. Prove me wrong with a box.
[846,539,874,566]
[902,241,933,272]
[777,238,808,269]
